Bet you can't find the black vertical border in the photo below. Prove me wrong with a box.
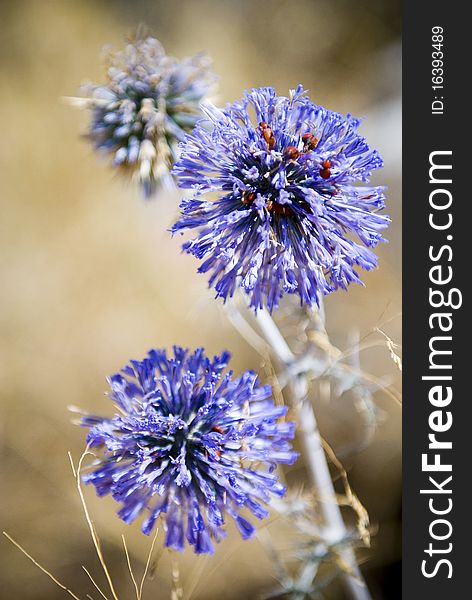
[403,3,467,598]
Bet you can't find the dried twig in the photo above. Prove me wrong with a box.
[122,535,140,600]
[374,327,402,371]
[138,528,159,600]
[71,447,120,600]
[321,440,371,547]
[2,531,82,600]
[82,566,109,600]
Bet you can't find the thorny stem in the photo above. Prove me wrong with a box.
[255,308,372,600]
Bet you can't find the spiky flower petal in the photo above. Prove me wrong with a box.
[70,33,217,196]
[172,86,389,310]
[82,347,297,554]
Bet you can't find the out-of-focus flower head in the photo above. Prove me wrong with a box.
[82,347,297,554]
[69,30,217,197]
[172,86,389,310]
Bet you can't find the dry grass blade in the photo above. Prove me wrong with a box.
[82,566,109,600]
[68,450,77,478]
[121,535,140,600]
[374,328,402,371]
[138,528,159,600]
[321,440,371,547]
[3,531,82,600]
[336,362,402,406]
[71,447,120,600]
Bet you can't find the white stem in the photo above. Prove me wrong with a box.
[256,309,372,600]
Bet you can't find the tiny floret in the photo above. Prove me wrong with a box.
[69,32,217,197]
[172,86,389,310]
[82,347,297,554]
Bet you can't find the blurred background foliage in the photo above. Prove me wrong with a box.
[0,1,401,598]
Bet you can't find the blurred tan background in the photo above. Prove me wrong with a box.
[0,1,401,598]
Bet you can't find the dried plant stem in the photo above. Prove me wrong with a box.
[138,528,159,600]
[122,535,140,600]
[2,531,82,600]
[73,448,120,600]
[169,551,184,600]
[82,566,109,600]
[255,308,372,600]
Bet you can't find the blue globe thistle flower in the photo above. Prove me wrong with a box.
[82,347,297,554]
[69,33,217,197]
[172,86,390,310]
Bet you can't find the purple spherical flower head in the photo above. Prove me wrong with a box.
[69,32,217,197]
[172,85,390,310]
[82,347,297,554]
